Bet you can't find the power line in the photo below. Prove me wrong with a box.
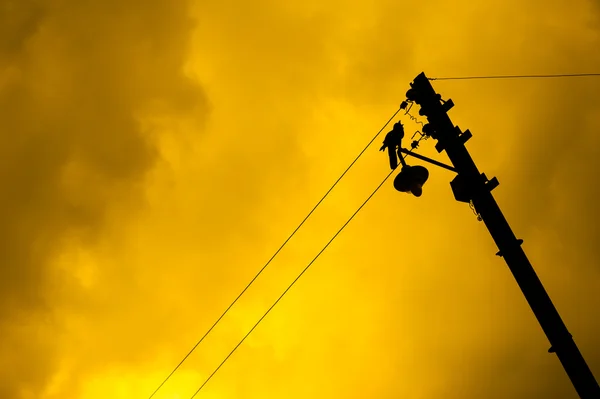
[188,167,396,399]
[146,107,402,399]
[429,73,600,81]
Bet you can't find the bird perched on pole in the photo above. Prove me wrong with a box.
[380,121,429,196]
[380,121,405,170]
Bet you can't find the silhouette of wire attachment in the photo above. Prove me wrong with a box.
[469,200,483,221]
[410,130,429,149]
[399,101,429,148]
[401,100,425,127]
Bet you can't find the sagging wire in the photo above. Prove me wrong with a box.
[187,168,396,399]
[145,106,403,399]
[428,73,600,81]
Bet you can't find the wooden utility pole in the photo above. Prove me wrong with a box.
[400,72,600,398]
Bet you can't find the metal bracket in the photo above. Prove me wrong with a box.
[451,173,499,204]
[460,129,472,144]
[486,176,500,192]
[549,333,573,353]
[496,239,524,257]
[441,98,454,112]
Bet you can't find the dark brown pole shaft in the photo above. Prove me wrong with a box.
[407,72,600,398]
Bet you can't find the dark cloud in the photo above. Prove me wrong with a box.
[2,0,599,398]
[0,0,206,397]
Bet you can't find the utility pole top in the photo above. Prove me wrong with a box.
[385,72,600,398]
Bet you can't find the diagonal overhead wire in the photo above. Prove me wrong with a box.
[429,73,600,81]
[188,167,397,399]
[146,107,402,399]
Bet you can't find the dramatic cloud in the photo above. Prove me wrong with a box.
[1,0,599,398]
[0,0,206,397]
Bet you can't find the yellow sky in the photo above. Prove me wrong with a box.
[1,0,600,398]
